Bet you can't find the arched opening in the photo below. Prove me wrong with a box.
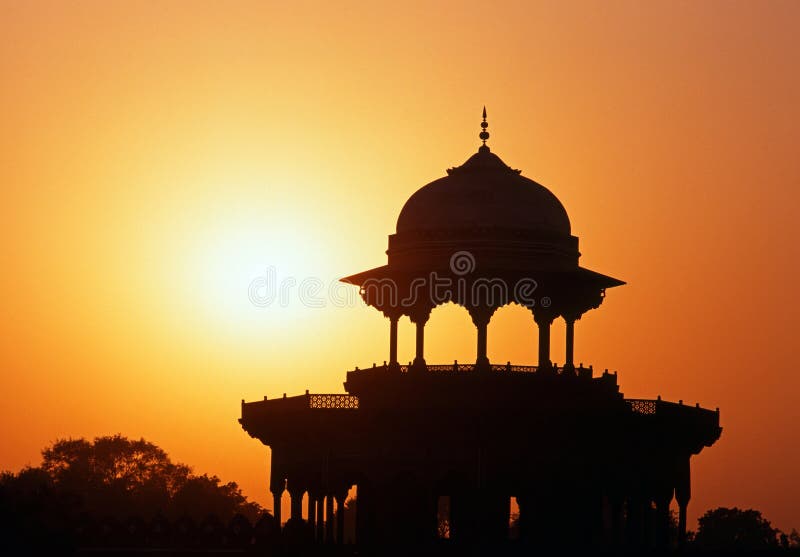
[487,303,573,369]
[397,314,416,366]
[270,480,288,527]
[550,318,566,369]
[488,303,536,365]
[417,302,474,366]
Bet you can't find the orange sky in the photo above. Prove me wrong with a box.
[1,0,799,533]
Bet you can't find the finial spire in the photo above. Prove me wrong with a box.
[479,106,490,149]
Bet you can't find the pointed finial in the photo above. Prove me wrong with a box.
[479,106,490,148]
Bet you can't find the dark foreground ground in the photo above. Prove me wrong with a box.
[2,545,798,557]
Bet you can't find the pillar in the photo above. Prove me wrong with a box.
[316,495,325,542]
[535,313,554,371]
[676,456,691,547]
[539,320,550,369]
[335,492,347,544]
[470,307,493,372]
[307,493,316,531]
[469,307,496,371]
[270,461,285,529]
[325,495,335,543]
[389,315,399,368]
[355,483,370,547]
[610,496,624,547]
[410,310,430,372]
[289,487,304,521]
[450,491,478,543]
[517,487,560,547]
[678,503,688,546]
[414,321,425,367]
[625,495,646,549]
[272,490,283,528]
[515,493,530,542]
[654,492,674,549]
[476,320,488,369]
[564,317,575,372]
[482,493,511,544]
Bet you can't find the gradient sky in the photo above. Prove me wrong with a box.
[1,0,799,532]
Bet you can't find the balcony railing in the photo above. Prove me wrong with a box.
[626,399,657,415]
[348,362,605,375]
[308,394,359,409]
[626,398,721,419]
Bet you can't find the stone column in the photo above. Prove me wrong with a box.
[564,317,576,372]
[654,491,674,549]
[476,320,488,369]
[483,493,511,544]
[515,493,530,543]
[307,493,316,531]
[316,495,325,542]
[469,306,494,372]
[355,483,370,547]
[450,491,477,543]
[325,495,335,543]
[609,495,624,548]
[676,456,691,546]
[270,456,285,529]
[409,308,431,372]
[414,321,425,368]
[288,485,304,522]
[271,490,283,529]
[388,315,399,369]
[534,312,555,372]
[625,495,646,549]
[335,491,347,544]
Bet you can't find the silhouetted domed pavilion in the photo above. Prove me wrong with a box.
[397,147,570,236]
[240,110,721,553]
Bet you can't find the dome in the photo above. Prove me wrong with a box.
[396,146,571,236]
[342,111,623,292]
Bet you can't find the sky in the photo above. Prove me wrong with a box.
[1,0,799,533]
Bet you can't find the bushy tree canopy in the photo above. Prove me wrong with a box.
[2,435,262,523]
[694,507,779,551]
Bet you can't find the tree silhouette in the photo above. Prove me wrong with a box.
[0,435,263,552]
[35,435,261,521]
[173,473,260,522]
[694,507,779,551]
[782,529,800,549]
[41,435,189,518]
[0,466,75,552]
